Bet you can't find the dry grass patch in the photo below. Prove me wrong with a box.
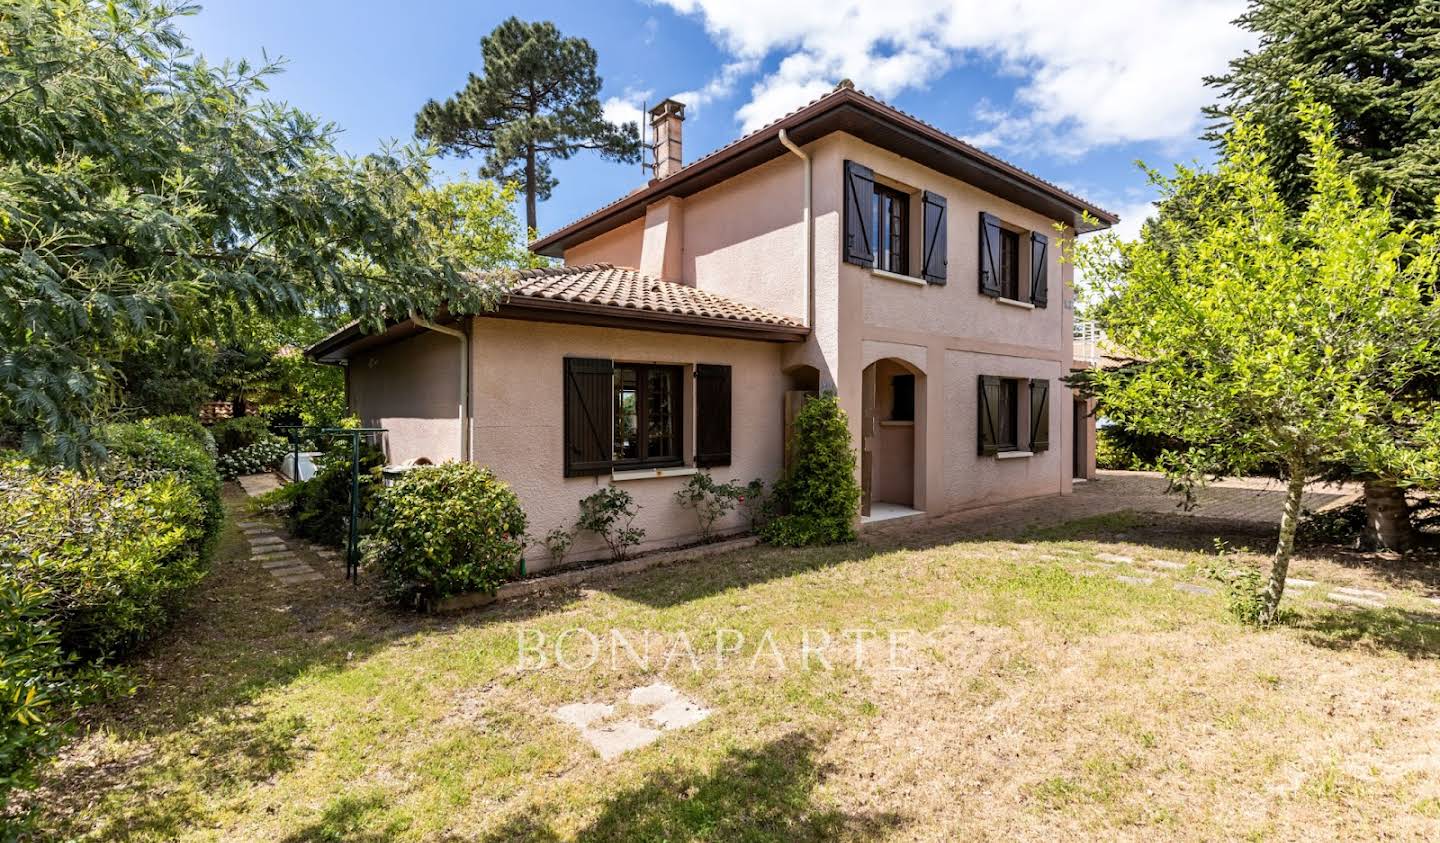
[17,493,1440,840]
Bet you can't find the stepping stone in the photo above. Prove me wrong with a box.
[249,542,288,553]
[1333,586,1387,600]
[260,557,303,570]
[1286,578,1317,589]
[584,719,662,760]
[1174,582,1215,596]
[1327,592,1386,610]
[649,698,710,730]
[554,702,614,730]
[267,563,314,576]
[1097,552,1134,564]
[255,549,297,560]
[1115,574,1154,586]
[276,572,325,585]
[1141,559,1186,571]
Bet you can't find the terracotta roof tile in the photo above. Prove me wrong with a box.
[489,263,805,329]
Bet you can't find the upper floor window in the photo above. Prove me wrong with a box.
[873,183,909,275]
[998,227,1020,300]
[980,212,1050,308]
[843,160,948,285]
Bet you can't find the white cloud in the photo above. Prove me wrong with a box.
[654,0,1253,150]
[602,91,651,129]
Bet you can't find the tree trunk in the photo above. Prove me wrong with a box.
[1259,469,1307,625]
[524,144,537,234]
[1362,479,1417,552]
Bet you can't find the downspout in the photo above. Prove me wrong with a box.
[778,129,814,328]
[410,314,470,463]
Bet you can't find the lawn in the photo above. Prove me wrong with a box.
[22,491,1440,841]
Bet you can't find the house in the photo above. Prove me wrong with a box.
[308,83,1116,569]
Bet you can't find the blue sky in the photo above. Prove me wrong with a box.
[178,0,1254,241]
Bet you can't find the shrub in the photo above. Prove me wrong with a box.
[735,478,770,531]
[211,416,273,456]
[673,473,740,542]
[1,457,208,658]
[363,463,527,608]
[148,414,217,460]
[0,581,111,820]
[577,486,645,561]
[217,440,290,479]
[103,419,223,557]
[286,440,385,548]
[759,393,859,546]
[538,526,573,569]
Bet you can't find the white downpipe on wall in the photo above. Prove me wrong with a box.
[777,129,814,328]
[410,315,470,463]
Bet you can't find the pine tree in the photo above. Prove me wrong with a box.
[1205,0,1440,226]
[415,18,642,232]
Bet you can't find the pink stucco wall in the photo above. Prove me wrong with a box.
[347,329,463,466]
[562,216,644,268]
[551,129,1085,521]
[466,316,789,570]
[344,124,1095,559]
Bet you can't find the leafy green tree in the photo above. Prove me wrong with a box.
[415,17,641,231]
[1203,0,1440,547]
[0,0,503,465]
[1070,100,1440,624]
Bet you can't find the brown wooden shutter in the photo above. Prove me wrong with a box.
[979,212,1003,297]
[694,363,731,467]
[1029,378,1050,452]
[978,375,1001,455]
[843,160,875,267]
[1029,231,1049,307]
[921,190,948,284]
[563,357,613,476]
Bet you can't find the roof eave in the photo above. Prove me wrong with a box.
[529,88,1118,257]
[304,301,808,363]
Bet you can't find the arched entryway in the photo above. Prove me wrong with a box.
[861,358,925,521]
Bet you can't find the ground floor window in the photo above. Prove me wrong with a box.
[979,375,1049,455]
[614,363,682,467]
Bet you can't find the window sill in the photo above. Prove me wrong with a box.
[996,297,1035,310]
[995,450,1034,460]
[871,267,927,287]
[878,419,914,427]
[611,465,697,482]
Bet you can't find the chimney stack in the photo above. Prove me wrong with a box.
[649,99,685,180]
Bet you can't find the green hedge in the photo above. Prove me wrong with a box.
[364,463,527,608]
[2,457,208,659]
[211,416,273,456]
[104,420,224,557]
[760,393,860,547]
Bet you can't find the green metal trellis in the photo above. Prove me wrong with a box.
[276,426,386,582]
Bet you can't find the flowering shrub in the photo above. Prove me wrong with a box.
[363,463,527,608]
[211,416,273,456]
[673,473,740,542]
[577,486,645,561]
[217,440,289,479]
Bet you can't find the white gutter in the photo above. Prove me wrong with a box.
[777,129,814,328]
[410,314,470,463]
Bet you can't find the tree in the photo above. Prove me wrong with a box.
[414,17,641,232]
[0,0,504,465]
[1204,0,1440,547]
[1069,99,1440,624]
[1206,0,1440,227]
